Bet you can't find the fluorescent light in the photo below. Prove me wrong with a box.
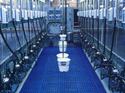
[50,0,53,2]
[39,0,45,3]
[80,0,85,3]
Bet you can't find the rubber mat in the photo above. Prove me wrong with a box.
[20,47,106,93]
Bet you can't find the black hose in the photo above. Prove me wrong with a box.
[87,17,89,37]
[28,18,31,41]
[85,17,88,38]
[12,19,24,57]
[84,18,87,38]
[83,17,84,30]
[12,19,22,48]
[90,17,92,37]
[21,18,28,47]
[0,22,19,59]
[92,16,94,43]
[39,18,43,33]
[84,17,87,37]
[103,17,107,54]
[36,19,40,34]
[97,16,100,49]
[109,18,117,60]
[84,17,86,33]
[39,18,44,35]
[32,19,37,42]
[88,17,90,37]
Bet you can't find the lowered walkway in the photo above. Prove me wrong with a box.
[20,46,106,93]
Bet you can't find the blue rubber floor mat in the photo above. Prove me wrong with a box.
[20,47,106,93]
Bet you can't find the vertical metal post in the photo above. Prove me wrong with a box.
[64,0,67,34]
[26,0,29,18]
[10,0,13,19]
[61,0,65,34]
